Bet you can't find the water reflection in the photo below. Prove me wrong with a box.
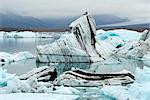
[0,38,56,55]
[1,59,37,75]
[37,62,91,76]
[89,58,144,75]
[1,57,149,76]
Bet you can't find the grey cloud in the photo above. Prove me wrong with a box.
[0,0,149,19]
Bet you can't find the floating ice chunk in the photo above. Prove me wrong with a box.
[0,51,35,66]
[12,51,35,61]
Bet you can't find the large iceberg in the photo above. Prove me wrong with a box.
[37,13,103,63]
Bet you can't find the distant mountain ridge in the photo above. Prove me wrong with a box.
[0,13,149,30]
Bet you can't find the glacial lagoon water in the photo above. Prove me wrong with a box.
[0,36,149,100]
[0,37,147,76]
[0,38,55,55]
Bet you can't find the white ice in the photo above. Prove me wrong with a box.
[0,31,60,38]
[0,51,35,66]
[101,66,150,100]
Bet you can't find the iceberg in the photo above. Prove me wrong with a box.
[3,31,37,38]
[94,29,142,59]
[106,29,142,42]
[53,68,134,87]
[0,31,62,38]
[0,51,35,66]
[116,30,150,60]
[37,13,104,63]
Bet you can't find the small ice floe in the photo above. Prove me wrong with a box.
[101,66,150,100]
[0,51,35,66]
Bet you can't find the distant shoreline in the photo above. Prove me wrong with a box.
[0,27,69,32]
[0,27,149,32]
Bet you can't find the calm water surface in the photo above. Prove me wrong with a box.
[0,38,55,55]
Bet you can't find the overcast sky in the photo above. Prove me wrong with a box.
[0,0,150,19]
